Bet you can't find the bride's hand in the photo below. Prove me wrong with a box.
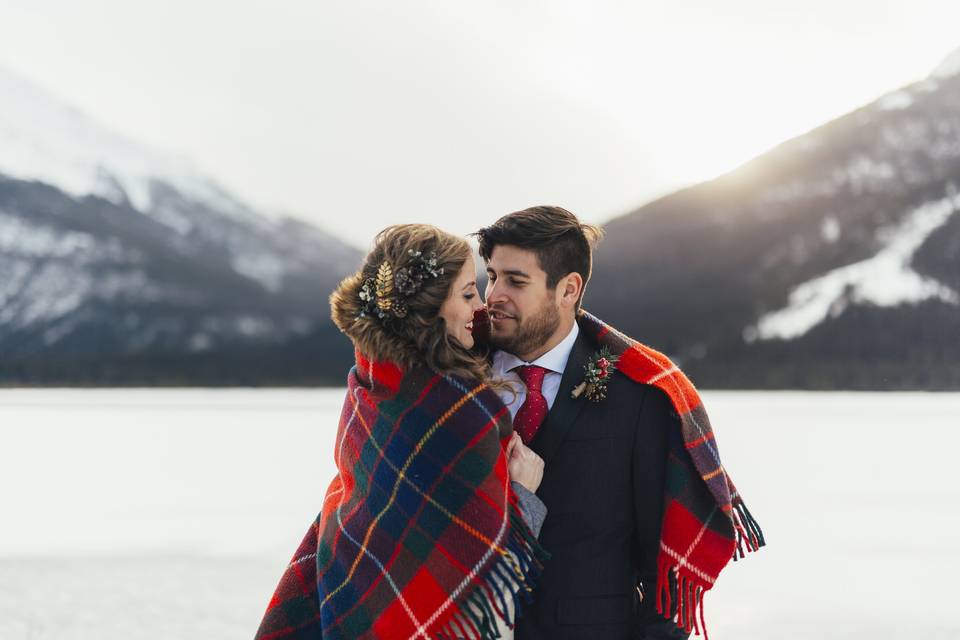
[505,432,544,493]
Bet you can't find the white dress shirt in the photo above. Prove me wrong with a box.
[491,321,580,420]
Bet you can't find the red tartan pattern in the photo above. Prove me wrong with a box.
[578,311,765,639]
[255,350,548,640]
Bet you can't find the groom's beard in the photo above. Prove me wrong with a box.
[489,298,560,359]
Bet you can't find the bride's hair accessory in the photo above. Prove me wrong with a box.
[358,250,443,320]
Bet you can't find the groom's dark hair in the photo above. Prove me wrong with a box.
[474,205,604,308]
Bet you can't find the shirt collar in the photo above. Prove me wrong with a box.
[493,320,580,376]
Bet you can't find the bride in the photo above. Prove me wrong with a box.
[255,224,548,640]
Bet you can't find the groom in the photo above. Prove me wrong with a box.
[475,206,688,640]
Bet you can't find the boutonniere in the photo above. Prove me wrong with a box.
[571,347,619,402]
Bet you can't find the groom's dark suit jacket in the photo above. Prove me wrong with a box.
[516,330,689,640]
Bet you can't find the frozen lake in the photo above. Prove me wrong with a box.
[2,388,958,639]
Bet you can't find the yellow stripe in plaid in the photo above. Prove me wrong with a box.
[321,381,514,608]
[701,465,725,481]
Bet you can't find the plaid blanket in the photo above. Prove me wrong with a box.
[577,311,764,638]
[255,350,548,640]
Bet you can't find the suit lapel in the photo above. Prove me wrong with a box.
[531,330,593,468]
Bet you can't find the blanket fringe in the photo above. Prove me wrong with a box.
[732,498,766,559]
[656,556,711,640]
[434,506,549,639]
[654,498,765,639]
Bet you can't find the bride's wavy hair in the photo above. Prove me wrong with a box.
[330,224,491,383]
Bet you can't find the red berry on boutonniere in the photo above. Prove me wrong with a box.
[571,347,619,402]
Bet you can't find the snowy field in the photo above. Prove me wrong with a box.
[1,388,958,639]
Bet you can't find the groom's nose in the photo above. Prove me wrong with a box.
[485,279,505,306]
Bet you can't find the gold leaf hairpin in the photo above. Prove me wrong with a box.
[357,250,444,322]
[374,261,394,313]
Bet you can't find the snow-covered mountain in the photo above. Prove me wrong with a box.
[0,66,361,383]
[0,66,255,219]
[590,48,960,389]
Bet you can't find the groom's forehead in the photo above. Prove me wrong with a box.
[486,245,544,274]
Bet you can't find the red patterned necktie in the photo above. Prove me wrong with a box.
[513,365,549,445]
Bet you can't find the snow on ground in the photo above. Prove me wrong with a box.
[834,156,895,189]
[876,90,914,111]
[931,46,960,79]
[820,216,841,243]
[749,194,960,341]
[0,212,154,330]
[1,388,958,639]
[0,211,99,258]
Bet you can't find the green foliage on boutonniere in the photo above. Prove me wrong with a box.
[570,346,619,402]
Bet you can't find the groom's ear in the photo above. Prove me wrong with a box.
[556,272,584,310]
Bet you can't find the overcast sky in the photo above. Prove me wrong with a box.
[2,1,959,248]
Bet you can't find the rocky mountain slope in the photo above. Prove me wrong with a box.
[0,66,360,384]
[589,51,960,389]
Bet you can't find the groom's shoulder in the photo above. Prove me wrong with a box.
[572,315,680,420]
[607,368,672,414]
[581,341,677,415]
[601,374,678,448]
